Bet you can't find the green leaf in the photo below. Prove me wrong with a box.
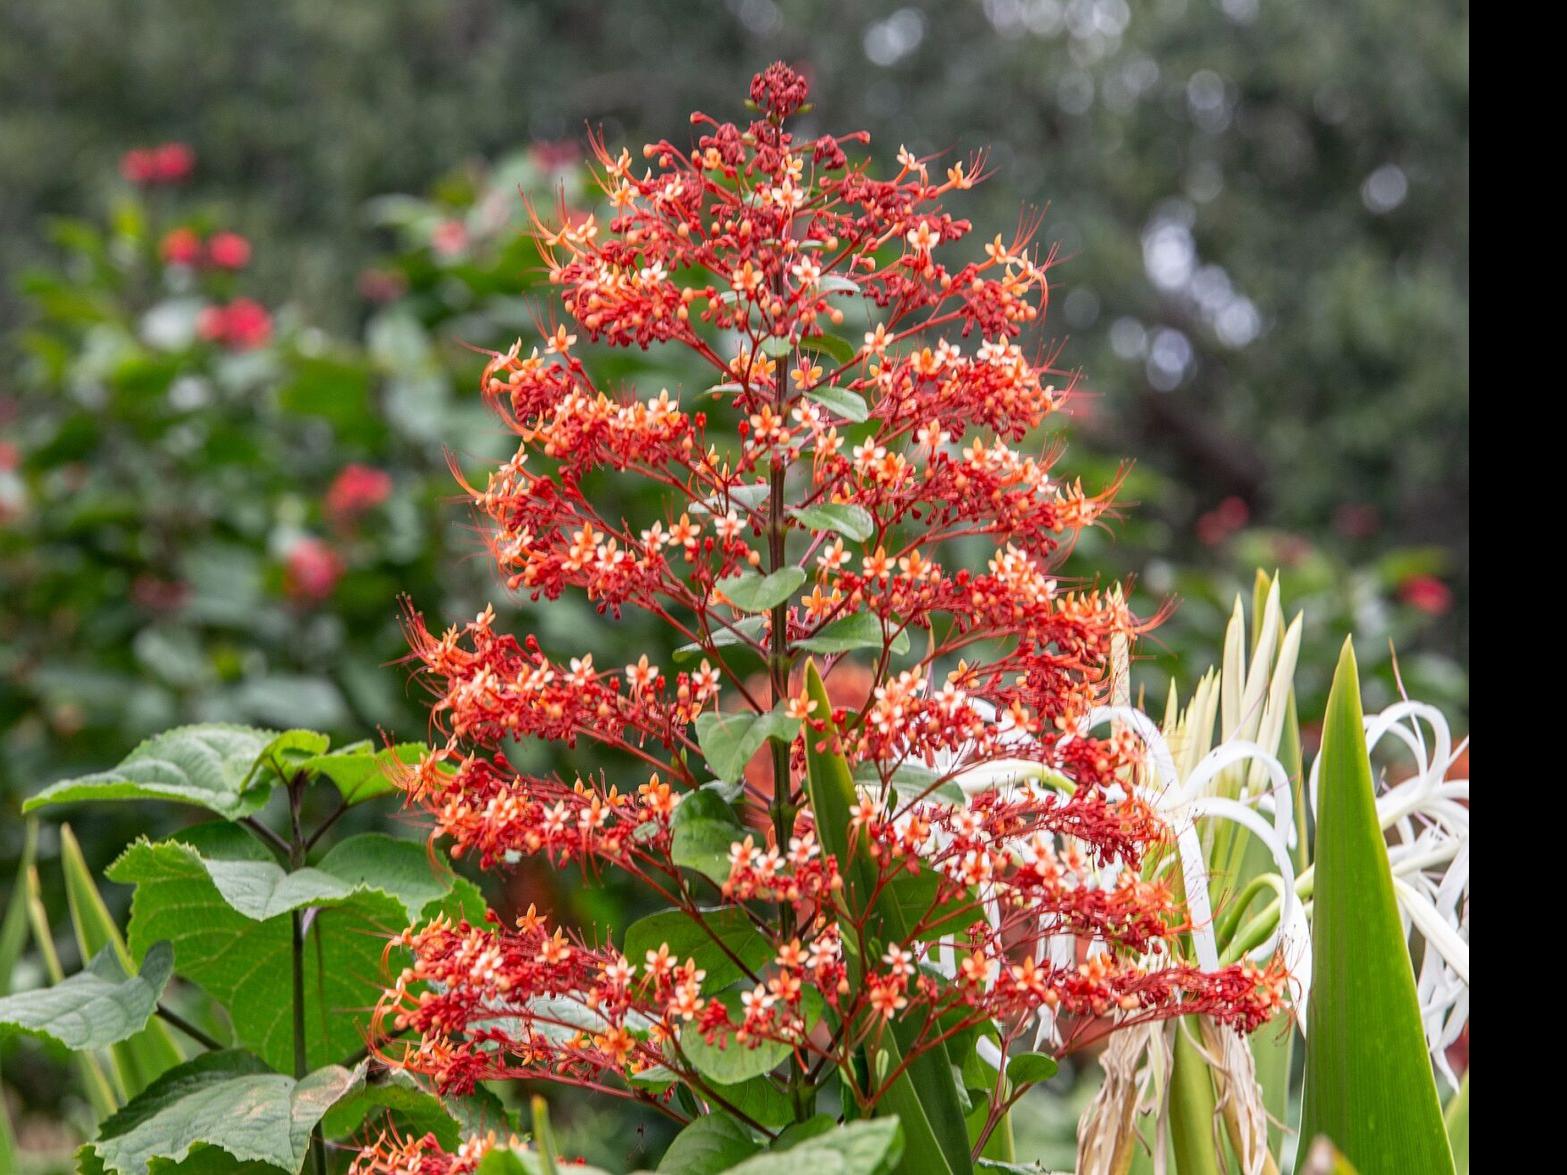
[81,1051,361,1175]
[798,333,860,366]
[695,707,800,784]
[805,387,869,423]
[670,790,746,883]
[798,612,911,656]
[622,906,773,991]
[791,503,875,542]
[674,616,768,662]
[0,821,38,998]
[717,567,806,613]
[24,725,281,819]
[302,743,425,806]
[0,942,173,1051]
[1295,640,1455,1174]
[802,661,972,1175]
[1445,1072,1468,1175]
[680,1027,789,1087]
[1003,1052,1057,1086]
[108,836,473,1073]
[60,826,185,1094]
[728,1118,905,1174]
[658,1113,761,1173]
[320,1069,511,1149]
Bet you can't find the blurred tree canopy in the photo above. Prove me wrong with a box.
[1,0,1468,652]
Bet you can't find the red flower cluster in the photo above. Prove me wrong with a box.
[283,535,343,603]
[120,142,195,186]
[364,65,1286,1164]
[197,297,272,351]
[325,463,394,526]
[161,227,251,269]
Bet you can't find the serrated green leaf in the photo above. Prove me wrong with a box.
[82,1051,360,1175]
[695,707,800,784]
[657,1113,761,1173]
[107,837,473,1073]
[25,725,281,819]
[716,567,806,613]
[1295,640,1454,1174]
[728,1118,904,1174]
[0,942,173,1051]
[805,387,869,423]
[622,906,772,991]
[791,503,875,541]
[798,612,911,656]
[320,1069,511,1149]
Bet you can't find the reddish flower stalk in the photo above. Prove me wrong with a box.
[364,64,1285,1162]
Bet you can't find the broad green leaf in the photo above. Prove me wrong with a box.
[798,612,911,656]
[622,906,773,991]
[81,1051,361,1175]
[108,836,475,1073]
[321,1069,511,1148]
[25,724,281,819]
[805,387,870,423]
[670,790,746,883]
[302,743,425,806]
[728,1118,904,1174]
[1003,1052,1058,1086]
[674,616,767,662]
[798,333,860,366]
[1295,641,1454,1174]
[657,1113,761,1173]
[802,661,972,1175]
[0,942,173,1051]
[791,503,875,542]
[717,567,807,613]
[476,1146,613,1175]
[59,826,186,1095]
[695,707,800,784]
[679,1025,789,1086]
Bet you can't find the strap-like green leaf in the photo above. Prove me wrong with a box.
[60,825,185,1095]
[24,724,281,819]
[802,661,972,1175]
[81,1051,361,1175]
[1295,640,1455,1173]
[0,942,173,1052]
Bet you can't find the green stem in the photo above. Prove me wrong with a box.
[155,1004,224,1052]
